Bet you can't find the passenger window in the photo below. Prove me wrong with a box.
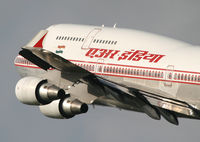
[131,69,134,75]
[181,74,184,80]
[149,71,151,77]
[195,75,198,82]
[143,70,145,76]
[155,71,157,77]
[104,67,107,72]
[110,67,112,73]
[107,67,110,73]
[146,70,149,76]
[139,70,142,75]
[137,69,139,75]
[122,68,124,74]
[128,69,130,75]
[184,74,187,80]
[113,67,115,73]
[188,75,191,81]
[116,68,118,73]
[152,71,154,77]
[174,73,177,80]
[168,73,172,79]
[119,68,121,74]
[157,72,160,78]
[191,75,194,81]
[177,74,180,80]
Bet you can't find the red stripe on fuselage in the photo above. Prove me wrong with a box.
[68,59,200,74]
[15,64,54,70]
[96,73,200,86]
[14,59,200,86]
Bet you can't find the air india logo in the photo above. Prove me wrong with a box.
[85,48,165,63]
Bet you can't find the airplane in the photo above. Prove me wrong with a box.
[14,24,200,125]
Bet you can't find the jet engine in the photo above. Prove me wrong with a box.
[39,97,88,119]
[15,76,65,105]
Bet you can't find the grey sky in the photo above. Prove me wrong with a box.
[1,0,200,141]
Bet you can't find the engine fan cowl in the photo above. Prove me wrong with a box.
[15,76,65,105]
[39,97,88,119]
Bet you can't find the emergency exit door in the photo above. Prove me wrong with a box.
[164,65,174,87]
[81,28,101,49]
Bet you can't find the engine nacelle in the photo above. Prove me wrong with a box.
[39,97,88,119]
[15,77,65,105]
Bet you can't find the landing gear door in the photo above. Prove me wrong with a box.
[164,65,174,87]
[81,28,101,49]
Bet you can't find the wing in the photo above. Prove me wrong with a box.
[19,47,92,82]
[94,77,200,125]
[19,47,200,125]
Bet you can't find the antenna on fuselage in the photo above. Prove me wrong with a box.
[113,23,117,28]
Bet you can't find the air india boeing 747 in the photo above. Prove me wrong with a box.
[14,24,200,125]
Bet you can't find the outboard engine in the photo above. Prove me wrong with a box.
[15,76,65,105]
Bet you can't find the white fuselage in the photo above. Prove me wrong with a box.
[15,24,200,109]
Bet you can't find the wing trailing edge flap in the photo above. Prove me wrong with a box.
[19,47,93,82]
[97,77,161,120]
[97,77,200,125]
[139,90,200,125]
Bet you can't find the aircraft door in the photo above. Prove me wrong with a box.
[160,65,179,97]
[164,65,174,87]
[81,28,101,49]
[95,59,104,76]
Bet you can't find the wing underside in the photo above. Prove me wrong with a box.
[19,47,200,125]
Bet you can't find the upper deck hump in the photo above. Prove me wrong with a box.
[46,24,191,50]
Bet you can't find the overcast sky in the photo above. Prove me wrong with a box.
[1,0,200,141]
